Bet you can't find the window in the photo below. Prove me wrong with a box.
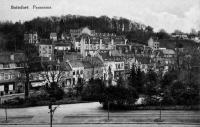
[10,73,15,79]
[49,46,51,49]
[0,73,4,80]
[3,64,9,68]
[4,73,10,80]
[73,71,75,75]
[76,70,79,75]
[80,70,83,74]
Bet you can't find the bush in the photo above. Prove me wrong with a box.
[81,78,105,101]
[4,97,24,106]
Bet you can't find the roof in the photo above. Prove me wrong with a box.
[64,52,83,61]
[69,60,84,68]
[162,49,175,55]
[82,61,93,69]
[54,41,72,46]
[99,52,124,62]
[50,32,57,37]
[84,56,104,67]
[60,62,72,71]
[136,56,152,64]
[39,39,53,45]
[0,52,25,64]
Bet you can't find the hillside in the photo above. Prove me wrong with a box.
[159,39,199,49]
[0,15,154,51]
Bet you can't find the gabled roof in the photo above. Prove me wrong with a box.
[60,62,72,71]
[84,56,104,67]
[69,60,84,68]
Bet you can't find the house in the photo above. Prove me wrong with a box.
[82,61,93,81]
[152,48,176,74]
[68,60,84,85]
[70,27,95,37]
[72,37,82,51]
[84,56,104,80]
[0,52,25,97]
[80,35,116,57]
[50,32,57,41]
[24,32,38,44]
[38,39,54,60]
[171,33,188,40]
[113,36,127,45]
[98,52,125,81]
[54,40,72,51]
[148,37,160,50]
[29,58,73,90]
[135,56,155,73]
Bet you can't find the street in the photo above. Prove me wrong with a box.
[1,124,200,127]
[0,102,199,125]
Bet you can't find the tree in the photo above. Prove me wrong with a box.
[75,77,85,96]
[128,64,137,87]
[81,78,105,101]
[40,60,66,100]
[156,29,170,39]
[128,65,145,94]
[144,69,159,105]
[136,68,145,93]
[22,43,38,100]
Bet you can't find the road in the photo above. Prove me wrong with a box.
[0,102,199,125]
[1,124,200,127]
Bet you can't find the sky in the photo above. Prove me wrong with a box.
[0,0,200,33]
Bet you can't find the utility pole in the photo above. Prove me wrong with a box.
[5,105,8,122]
[107,95,110,120]
[49,102,52,127]
[48,102,59,127]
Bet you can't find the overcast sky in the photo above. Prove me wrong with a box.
[1,0,200,33]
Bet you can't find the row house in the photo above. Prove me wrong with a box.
[98,52,125,81]
[135,56,155,73]
[80,35,127,57]
[0,53,25,96]
[153,48,176,74]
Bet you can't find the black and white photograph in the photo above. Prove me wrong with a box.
[0,0,200,127]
